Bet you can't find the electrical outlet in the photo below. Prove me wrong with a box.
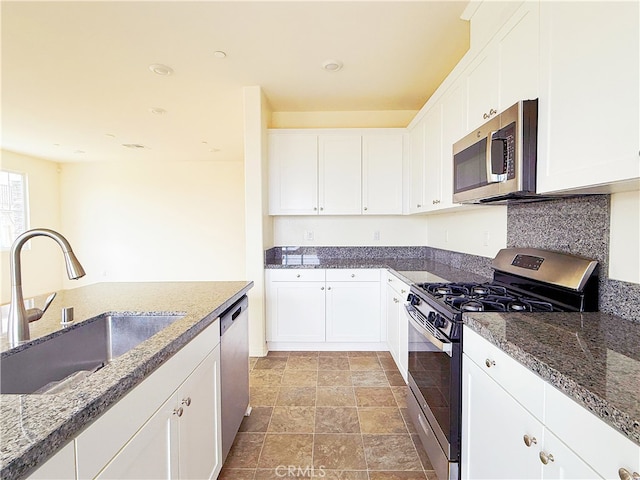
[373,230,380,241]
[304,230,314,241]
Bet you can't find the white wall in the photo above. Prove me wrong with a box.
[425,206,508,258]
[271,110,417,129]
[274,215,427,246]
[609,190,640,283]
[0,150,63,303]
[59,159,246,289]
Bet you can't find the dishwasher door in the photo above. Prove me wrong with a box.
[220,295,250,462]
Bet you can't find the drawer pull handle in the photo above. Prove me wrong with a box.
[173,407,184,417]
[485,359,496,368]
[182,397,191,407]
[523,435,537,447]
[539,451,554,465]
[619,468,640,480]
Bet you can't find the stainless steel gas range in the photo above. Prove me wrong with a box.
[404,248,599,480]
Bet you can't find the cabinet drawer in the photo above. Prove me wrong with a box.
[386,271,410,297]
[267,269,325,282]
[326,269,380,282]
[545,383,640,479]
[463,326,545,420]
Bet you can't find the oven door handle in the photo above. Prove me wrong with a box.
[404,304,452,357]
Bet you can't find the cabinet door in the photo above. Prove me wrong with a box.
[462,354,543,480]
[423,104,443,210]
[318,135,362,214]
[440,79,466,209]
[267,280,326,342]
[362,134,404,214]
[539,430,602,480]
[269,133,318,215]
[326,280,381,342]
[386,283,400,363]
[408,118,426,213]
[177,348,222,480]
[537,1,640,193]
[465,47,499,131]
[498,2,539,110]
[27,441,76,480]
[95,397,178,480]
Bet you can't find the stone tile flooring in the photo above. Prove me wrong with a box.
[220,351,437,480]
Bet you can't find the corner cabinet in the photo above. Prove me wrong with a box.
[385,270,410,381]
[266,268,385,350]
[462,326,640,480]
[268,130,405,216]
[536,1,640,194]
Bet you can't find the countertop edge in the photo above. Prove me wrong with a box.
[463,315,640,447]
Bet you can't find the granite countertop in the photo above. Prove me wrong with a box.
[0,281,253,480]
[463,311,640,446]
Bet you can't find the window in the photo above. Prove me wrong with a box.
[0,170,29,249]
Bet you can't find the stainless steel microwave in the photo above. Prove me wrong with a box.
[452,99,538,204]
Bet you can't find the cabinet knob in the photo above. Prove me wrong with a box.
[485,359,496,368]
[401,289,406,294]
[539,451,554,465]
[364,207,368,211]
[619,468,640,480]
[296,274,301,278]
[351,273,355,278]
[320,207,324,211]
[483,113,489,120]
[394,298,399,303]
[432,199,440,205]
[173,407,184,417]
[388,278,393,282]
[417,204,422,208]
[321,286,325,290]
[523,435,537,447]
[182,397,191,407]
[327,286,332,290]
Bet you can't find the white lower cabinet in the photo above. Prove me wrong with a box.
[266,269,383,348]
[76,323,222,480]
[385,271,409,380]
[462,326,640,480]
[462,354,543,480]
[27,441,76,480]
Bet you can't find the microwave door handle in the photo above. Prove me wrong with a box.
[486,131,508,183]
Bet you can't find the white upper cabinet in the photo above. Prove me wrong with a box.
[362,134,404,215]
[423,103,443,209]
[408,117,427,213]
[464,2,539,131]
[537,1,640,194]
[440,79,466,208]
[269,130,405,215]
[268,133,318,215]
[318,135,362,215]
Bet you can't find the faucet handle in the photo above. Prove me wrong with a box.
[43,292,56,313]
[26,292,57,323]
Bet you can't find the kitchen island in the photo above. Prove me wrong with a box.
[0,281,253,480]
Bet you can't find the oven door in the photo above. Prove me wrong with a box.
[405,304,461,480]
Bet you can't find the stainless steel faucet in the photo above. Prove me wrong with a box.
[8,228,86,347]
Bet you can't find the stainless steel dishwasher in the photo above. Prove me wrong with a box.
[220,295,250,462]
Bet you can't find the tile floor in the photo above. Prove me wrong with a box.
[220,351,436,480]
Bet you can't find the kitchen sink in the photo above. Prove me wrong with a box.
[0,313,184,394]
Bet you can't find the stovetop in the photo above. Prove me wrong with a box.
[416,281,562,313]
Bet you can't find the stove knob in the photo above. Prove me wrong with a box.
[427,312,436,323]
[409,294,420,306]
[433,314,446,328]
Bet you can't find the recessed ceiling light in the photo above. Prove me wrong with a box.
[149,107,167,115]
[322,60,343,72]
[148,64,174,76]
[213,51,227,59]
[122,143,146,149]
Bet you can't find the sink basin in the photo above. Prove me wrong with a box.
[0,313,184,394]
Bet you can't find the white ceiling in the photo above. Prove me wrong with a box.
[1,1,469,164]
